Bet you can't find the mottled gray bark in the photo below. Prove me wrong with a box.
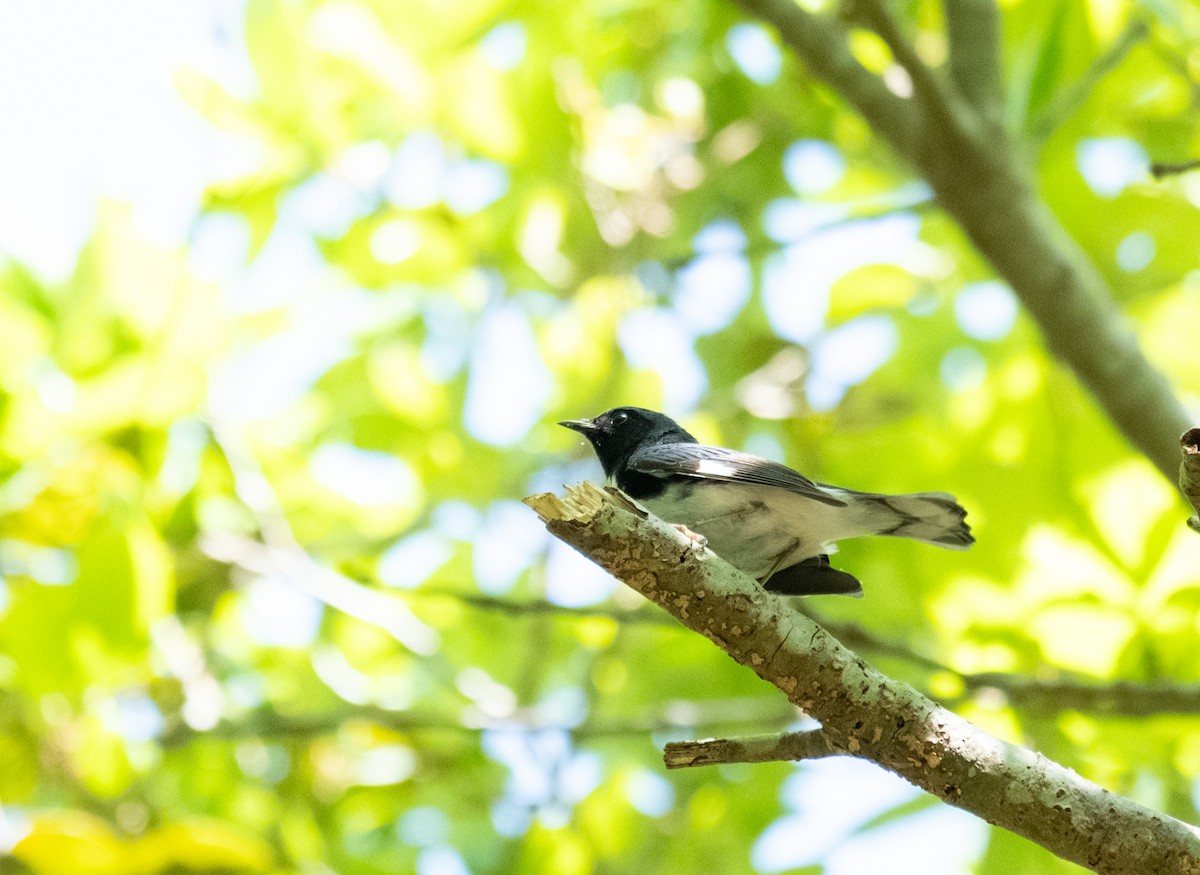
[526,484,1200,875]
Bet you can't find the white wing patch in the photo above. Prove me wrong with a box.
[694,459,740,478]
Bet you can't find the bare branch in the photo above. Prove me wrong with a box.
[161,696,804,747]
[1030,17,1150,143]
[409,590,1200,715]
[202,531,438,655]
[855,0,971,135]
[665,728,837,769]
[1152,160,1200,179]
[527,483,1200,875]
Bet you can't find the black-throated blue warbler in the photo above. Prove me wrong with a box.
[560,406,973,597]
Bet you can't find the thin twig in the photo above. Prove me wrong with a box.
[855,0,969,135]
[1029,17,1150,143]
[664,727,837,769]
[1153,160,1200,180]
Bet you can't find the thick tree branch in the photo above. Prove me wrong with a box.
[526,483,1200,875]
[1181,428,1200,532]
[730,0,1191,484]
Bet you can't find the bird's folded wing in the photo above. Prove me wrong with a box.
[627,444,848,508]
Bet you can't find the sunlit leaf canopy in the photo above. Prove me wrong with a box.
[1,0,1199,872]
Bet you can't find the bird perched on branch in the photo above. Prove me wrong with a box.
[560,406,973,598]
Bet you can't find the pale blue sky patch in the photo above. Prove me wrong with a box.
[727,23,781,84]
[824,805,987,875]
[471,500,549,594]
[783,140,846,196]
[754,758,922,872]
[693,218,747,253]
[445,159,509,215]
[464,303,553,446]
[397,807,450,847]
[545,540,617,607]
[433,501,482,541]
[1117,231,1155,272]
[159,418,209,496]
[762,199,848,244]
[954,281,1018,341]
[109,693,166,743]
[1077,137,1148,198]
[0,0,243,277]
[310,443,421,507]
[806,315,898,411]
[223,227,329,313]
[481,727,561,805]
[625,769,675,817]
[187,213,251,283]
[940,346,987,392]
[479,21,526,71]
[672,252,751,335]
[763,213,933,346]
[416,846,471,875]
[0,540,77,586]
[209,332,350,422]
[742,431,786,463]
[618,308,707,412]
[422,295,475,380]
[386,132,448,209]
[378,531,454,589]
[490,799,530,837]
[241,574,324,647]
[282,172,377,238]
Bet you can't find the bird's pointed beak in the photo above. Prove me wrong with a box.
[559,418,598,434]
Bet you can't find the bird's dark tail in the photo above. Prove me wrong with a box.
[850,490,974,549]
[763,555,863,598]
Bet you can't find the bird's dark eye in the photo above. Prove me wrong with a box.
[613,411,628,425]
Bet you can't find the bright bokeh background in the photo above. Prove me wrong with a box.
[1,0,1199,873]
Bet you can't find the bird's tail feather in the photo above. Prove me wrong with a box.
[763,555,863,598]
[852,491,974,549]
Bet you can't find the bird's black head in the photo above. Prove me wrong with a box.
[559,406,697,477]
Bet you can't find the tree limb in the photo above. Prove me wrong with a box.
[526,483,1200,875]
[730,0,1191,485]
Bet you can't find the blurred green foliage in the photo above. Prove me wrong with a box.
[1,0,1200,873]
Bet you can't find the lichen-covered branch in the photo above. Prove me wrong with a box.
[1181,428,1200,532]
[728,0,1191,485]
[526,483,1200,875]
